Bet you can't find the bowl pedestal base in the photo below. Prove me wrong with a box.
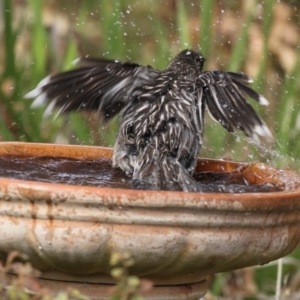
[40,278,208,300]
[7,273,209,300]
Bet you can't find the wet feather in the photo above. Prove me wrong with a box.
[25,49,272,192]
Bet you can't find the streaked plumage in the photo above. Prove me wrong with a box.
[25,49,272,192]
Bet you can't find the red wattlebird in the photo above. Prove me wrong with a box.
[25,49,272,192]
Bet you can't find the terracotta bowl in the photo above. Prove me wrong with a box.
[0,142,300,299]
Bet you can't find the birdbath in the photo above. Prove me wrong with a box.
[0,142,300,300]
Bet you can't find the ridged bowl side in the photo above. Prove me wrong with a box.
[0,142,299,285]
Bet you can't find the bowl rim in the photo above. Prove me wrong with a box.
[0,142,299,212]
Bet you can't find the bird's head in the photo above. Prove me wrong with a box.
[168,49,206,76]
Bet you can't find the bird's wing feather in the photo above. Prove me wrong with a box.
[25,58,157,121]
[197,71,272,141]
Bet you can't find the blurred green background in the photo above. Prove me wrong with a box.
[1,0,300,299]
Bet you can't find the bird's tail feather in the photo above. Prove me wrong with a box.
[131,155,198,192]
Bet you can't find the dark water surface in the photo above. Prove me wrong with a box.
[0,156,280,193]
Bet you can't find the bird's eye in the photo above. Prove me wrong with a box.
[195,57,202,64]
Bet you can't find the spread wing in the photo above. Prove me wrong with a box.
[197,71,272,141]
[25,58,158,121]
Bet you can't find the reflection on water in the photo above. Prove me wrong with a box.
[0,156,281,193]
[0,156,131,189]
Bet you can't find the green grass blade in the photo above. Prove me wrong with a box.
[227,2,256,72]
[3,0,16,77]
[27,0,48,83]
[176,0,191,49]
[1,0,38,141]
[276,53,300,157]
[199,0,215,57]
[153,18,172,69]
[252,0,274,93]
[99,0,125,145]
[69,114,94,145]
[101,0,125,59]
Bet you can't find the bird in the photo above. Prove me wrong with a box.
[25,49,272,192]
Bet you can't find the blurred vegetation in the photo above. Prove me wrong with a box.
[0,251,146,300]
[1,0,300,168]
[1,0,300,299]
